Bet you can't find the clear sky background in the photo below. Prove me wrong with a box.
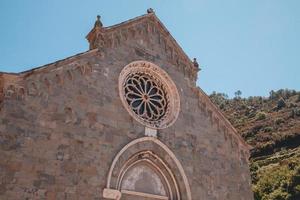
[0,0,299,97]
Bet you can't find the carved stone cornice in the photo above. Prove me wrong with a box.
[2,61,94,102]
[86,13,200,83]
[195,87,252,154]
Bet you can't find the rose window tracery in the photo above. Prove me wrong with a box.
[124,73,168,122]
[119,61,180,129]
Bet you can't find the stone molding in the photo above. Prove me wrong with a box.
[2,61,94,102]
[118,61,180,129]
[0,49,101,107]
[103,188,121,200]
[121,190,168,199]
[116,151,179,199]
[105,137,192,200]
[86,13,199,83]
[195,86,251,159]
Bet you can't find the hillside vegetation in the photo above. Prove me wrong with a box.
[209,89,300,200]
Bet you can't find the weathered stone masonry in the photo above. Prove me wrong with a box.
[0,10,253,200]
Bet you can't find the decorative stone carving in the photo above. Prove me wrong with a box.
[124,73,168,121]
[76,65,85,76]
[147,8,154,14]
[17,87,25,100]
[5,85,16,98]
[196,87,250,151]
[4,84,26,100]
[94,15,103,28]
[44,78,51,90]
[119,61,180,129]
[55,74,63,85]
[12,61,94,102]
[66,70,73,80]
[86,15,105,49]
[193,58,199,69]
[86,13,199,83]
[85,62,93,75]
[105,137,192,200]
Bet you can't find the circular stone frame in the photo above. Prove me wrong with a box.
[119,61,180,129]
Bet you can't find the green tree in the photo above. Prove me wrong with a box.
[277,98,286,110]
[270,90,277,99]
[234,90,242,98]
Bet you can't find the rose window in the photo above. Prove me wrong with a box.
[119,61,180,129]
[124,73,168,122]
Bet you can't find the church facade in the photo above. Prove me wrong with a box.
[0,10,253,200]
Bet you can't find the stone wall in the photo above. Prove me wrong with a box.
[0,17,253,200]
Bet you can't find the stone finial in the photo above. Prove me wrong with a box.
[147,8,154,14]
[193,58,199,68]
[94,15,103,28]
[86,15,105,50]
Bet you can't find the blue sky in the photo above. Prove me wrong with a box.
[0,0,299,97]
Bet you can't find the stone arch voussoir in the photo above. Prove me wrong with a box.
[104,137,192,200]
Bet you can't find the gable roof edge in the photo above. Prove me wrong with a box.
[16,49,99,76]
[86,13,199,82]
[151,14,195,69]
[106,13,195,68]
[196,87,252,151]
